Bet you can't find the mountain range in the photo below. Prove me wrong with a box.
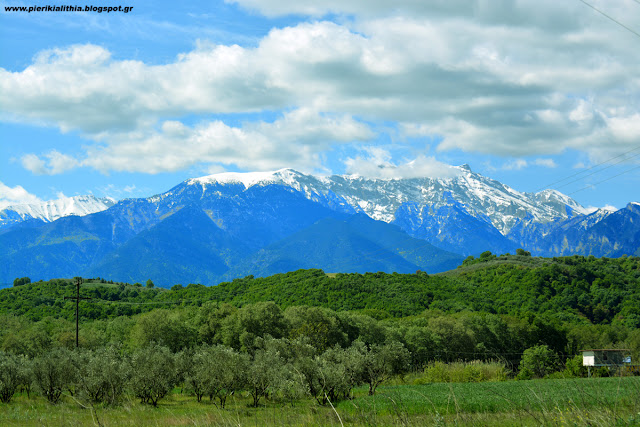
[1,166,637,286]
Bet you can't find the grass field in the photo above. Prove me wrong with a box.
[1,376,639,426]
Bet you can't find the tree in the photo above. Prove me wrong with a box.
[359,341,411,395]
[13,277,31,287]
[0,351,28,403]
[222,302,288,353]
[75,347,129,405]
[131,309,197,352]
[129,344,176,406]
[246,347,291,407]
[517,345,559,379]
[32,347,78,404]
[145,279,154,288]
[285,306,347,352]
[516,248,531,257]
[205,345,248,408]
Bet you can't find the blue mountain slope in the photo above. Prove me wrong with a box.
[222,214,464,280]
[393,200,518,256]
[509,203,640,257]
[87,206,249,286]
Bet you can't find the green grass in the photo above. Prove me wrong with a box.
[1,377,639,426]
[338,376,640,426]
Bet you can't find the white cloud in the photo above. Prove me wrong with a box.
[80,108,372,174]
[20,150,79,175]
[344,147,460,179]
[534,158,558,168]
[502,159,528,171]
[2,1,640,175]
[0,182,43,210]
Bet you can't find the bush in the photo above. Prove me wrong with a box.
[13,277,31,287]
[517,345,559,380]
[561,354,587,378]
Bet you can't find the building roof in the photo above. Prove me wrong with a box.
[580,349,630,352]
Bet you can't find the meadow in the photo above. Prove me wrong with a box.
[1,376,639,426]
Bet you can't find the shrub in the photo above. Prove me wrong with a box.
[517,345,559,380]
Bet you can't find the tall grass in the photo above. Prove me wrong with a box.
[1,376,638,426]
[414,360,509,384]
[337,375,640,426]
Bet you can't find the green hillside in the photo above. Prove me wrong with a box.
[3,254,639,327]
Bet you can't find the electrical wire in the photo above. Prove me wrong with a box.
[532,145,640,193]
[567,164,640,195]
[578,0,640,39]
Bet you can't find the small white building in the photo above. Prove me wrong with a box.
[581,349,629,367]
[581,349,630,376]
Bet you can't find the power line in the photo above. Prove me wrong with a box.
[578,0,640,39]
[567,164,640,195]
[87,298,191,306]
[552,151,640,191]
[532,145,640,193]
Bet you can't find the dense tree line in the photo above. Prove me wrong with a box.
[0,255,638,407]
[0,303,636,407]
[0,306,638,407]
[1,300,639,374]
[2,255,639,327]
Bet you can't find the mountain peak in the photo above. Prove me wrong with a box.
[458,163,472,172]
[0,194,116,229]
[188,168,302,189]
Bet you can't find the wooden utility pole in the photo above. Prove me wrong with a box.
[64,276,91,348]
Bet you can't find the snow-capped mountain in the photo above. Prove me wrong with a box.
[0,167,636,286]
[0,195,116,229]
[187,165,589,235]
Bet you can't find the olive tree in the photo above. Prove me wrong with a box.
[184,345,248,407]
[346,341,410,395]
[129,344,176,406]
[76,347,129,405]
[246,347,293,407]
[32,347,78,404]
[0,351,29,403]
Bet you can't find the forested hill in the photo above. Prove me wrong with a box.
[3,254,639,327]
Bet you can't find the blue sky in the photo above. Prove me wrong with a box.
[1,0,639,211]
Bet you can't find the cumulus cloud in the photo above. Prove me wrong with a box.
[534,158,558,168]
[80,108,372,174]
[502,159,529,171]
[0,182,43,209]
[2,1,640,176]
[20,150,79,175]
[500,158,558,170]
[344,147,460,179]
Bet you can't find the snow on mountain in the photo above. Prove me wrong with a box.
[187,166,590,235]
[576,207,617,230]
[0,195,116,228]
